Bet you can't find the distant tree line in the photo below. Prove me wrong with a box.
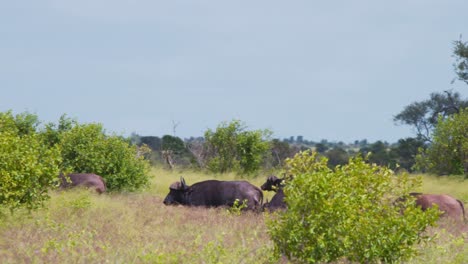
[131,130,429,174]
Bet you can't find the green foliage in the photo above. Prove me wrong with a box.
[324,147,349,168]
[204,120,271,175]
[390,137,426,172]
[269,139,298,168]
[314,143,329,153]
[226,199,248,215]
[0,111,61,212]
[267,150,439,263]
[416,109,468,176]
[0,110,40,136]
[40,114,76,147]
[394,91,468,142]
[161,135,186,154]
[237,129,271,174]
[59,123,150,192]
[453,38,468,85]
[359,140,396,168]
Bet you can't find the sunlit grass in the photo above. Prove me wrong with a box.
[0,188,275,263]
[0,169,466,263]
[418,174,468,201]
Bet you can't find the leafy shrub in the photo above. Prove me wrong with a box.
[0,110,40,136]
[226,199,248,215]
[416,108,468,176]
[267,150,439,263]
[40,114,75,147]
[204,120,271,175]
[59,123,149,192]
[0,111,61,212]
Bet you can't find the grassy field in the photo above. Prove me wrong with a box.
[0,168,467,263]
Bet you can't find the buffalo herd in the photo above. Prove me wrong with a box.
[163,175,466,223]
[56,172,466,223]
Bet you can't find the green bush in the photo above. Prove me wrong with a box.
[59,123,149,192]
[204,120,271,175]
[416,108,468,176]
[0,129,61,212]
[267,150,439,263]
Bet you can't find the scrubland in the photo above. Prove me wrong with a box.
[0,168,466,263]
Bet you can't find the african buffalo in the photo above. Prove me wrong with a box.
[59,173,106,194]
[163,177,263,210]
[410,193,465,222]
[261,175,286,211]
[261,175,283,192]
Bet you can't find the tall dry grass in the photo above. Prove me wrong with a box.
[0,168,277,264]
[0,169,466,263]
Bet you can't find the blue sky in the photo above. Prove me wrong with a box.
[1,1,467,143]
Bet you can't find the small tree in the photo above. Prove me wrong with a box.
[453,37,468,85]
[0,111,61,212]
[204,120,271,175]
[389,137,426,172]
[416,108,468,176]
[267,150,439,263]
[161,135,194,168]
[394,91,468,142]
[59,123,150,192]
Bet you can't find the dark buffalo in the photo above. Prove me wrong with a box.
[59,173,106,194]
[409,192,465,222]
[261,175,286,211]
[260,175,283,192]
[263,189,286,212]
[163,177,263,210]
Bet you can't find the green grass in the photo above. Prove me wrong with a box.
[0,169,466,263]
[419,174,468,201]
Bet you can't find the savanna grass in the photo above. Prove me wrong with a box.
[0,169,466,263]
[418,173,468,201]
[0,168,278,264]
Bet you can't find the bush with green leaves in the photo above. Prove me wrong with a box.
[59,123,149,192]
[267,150,439,263]
[40,114,75,147]
[0,110,40,136]
[415,108,468,176]
[0,111,61,212]
[204,120,271,175]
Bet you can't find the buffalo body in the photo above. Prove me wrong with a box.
[410,192,465,222]
[163,178,263,210]
[59,173,106,194]
[263,188,286,211]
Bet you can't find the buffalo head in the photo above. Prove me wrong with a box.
[261,175,283,191]
[163,177,189,205]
